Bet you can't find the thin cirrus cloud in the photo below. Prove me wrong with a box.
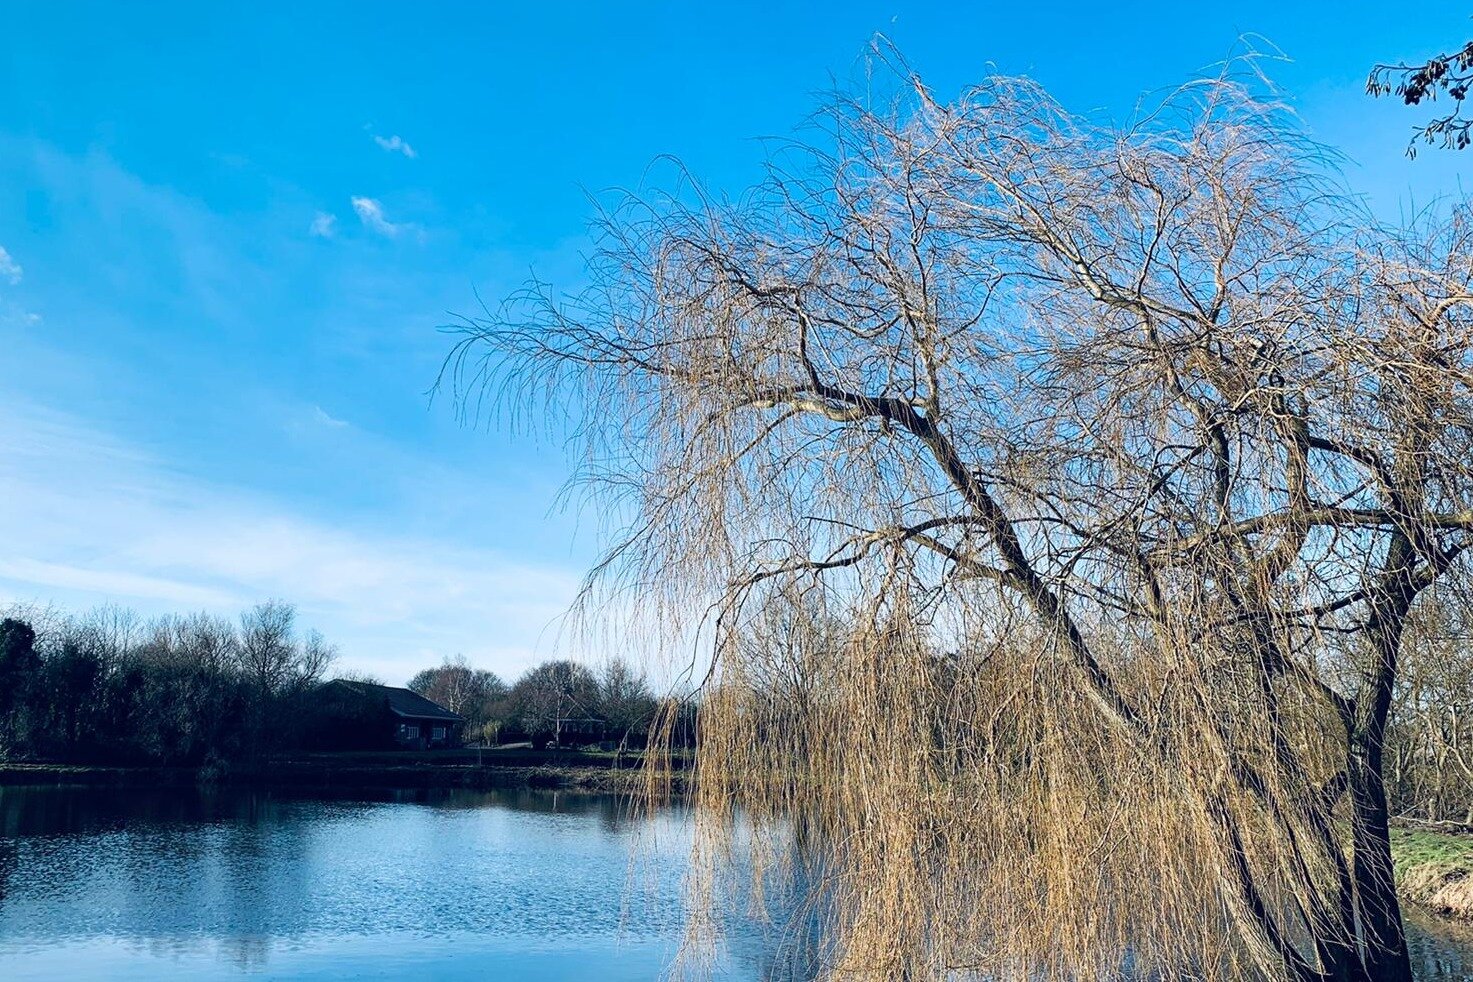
[311,405,349,428]
[371,133,417,159]
[0,245,22,285]
[0,397,582,682]
[350,196,409,238]
[0,557,239,609]
[0,243,39,327]
[309,212,337,238]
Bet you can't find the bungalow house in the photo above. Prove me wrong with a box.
[315,679,464,750]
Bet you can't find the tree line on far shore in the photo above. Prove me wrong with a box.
[0,601,678,766]
[0,601,333,768]
[404,655,665,749]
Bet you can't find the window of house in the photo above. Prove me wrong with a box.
[403,725,420,739]
[432,727,446,740]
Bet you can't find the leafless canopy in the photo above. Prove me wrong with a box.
[445,56,1473,982]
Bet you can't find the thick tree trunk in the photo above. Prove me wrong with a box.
[1348,569,1416,982]
[1348,752,1411,982]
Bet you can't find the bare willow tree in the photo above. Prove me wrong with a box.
[444,56,1473,982]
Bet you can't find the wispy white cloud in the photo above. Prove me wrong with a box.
[311,405,349,428]
[309,212,337,238]
[350,196,408,238]
[0,245,22,285]
[0,399,582,682]
[371,133,417,159]
[0,558,239,608]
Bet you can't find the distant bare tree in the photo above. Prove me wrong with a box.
[236,600,298,696]
[233,601,335,754]
[407,655,507,742]
[297,630,337,693]
[141,612,237,672]
[736,589,848,713]
[408,655,485,713]
[232,602,334,694]
[509,660,599,746]
[597,657,656,745]
[80,604,141,670]
[447,55,1473,981]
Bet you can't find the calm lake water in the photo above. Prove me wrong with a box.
[0,784,1471,981]
[0,785,818,981]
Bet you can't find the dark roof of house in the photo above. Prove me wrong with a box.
[328,680,463,722]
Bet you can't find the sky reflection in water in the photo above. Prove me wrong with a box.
[0,786,811,980]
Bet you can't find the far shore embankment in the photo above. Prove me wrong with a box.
[0,747,688,795]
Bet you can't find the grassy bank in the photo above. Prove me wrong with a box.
[1391,825,1473,919]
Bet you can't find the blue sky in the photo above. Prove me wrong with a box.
[0,2,1469,683]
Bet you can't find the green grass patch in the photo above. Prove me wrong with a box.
[1389,827,1473,880]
